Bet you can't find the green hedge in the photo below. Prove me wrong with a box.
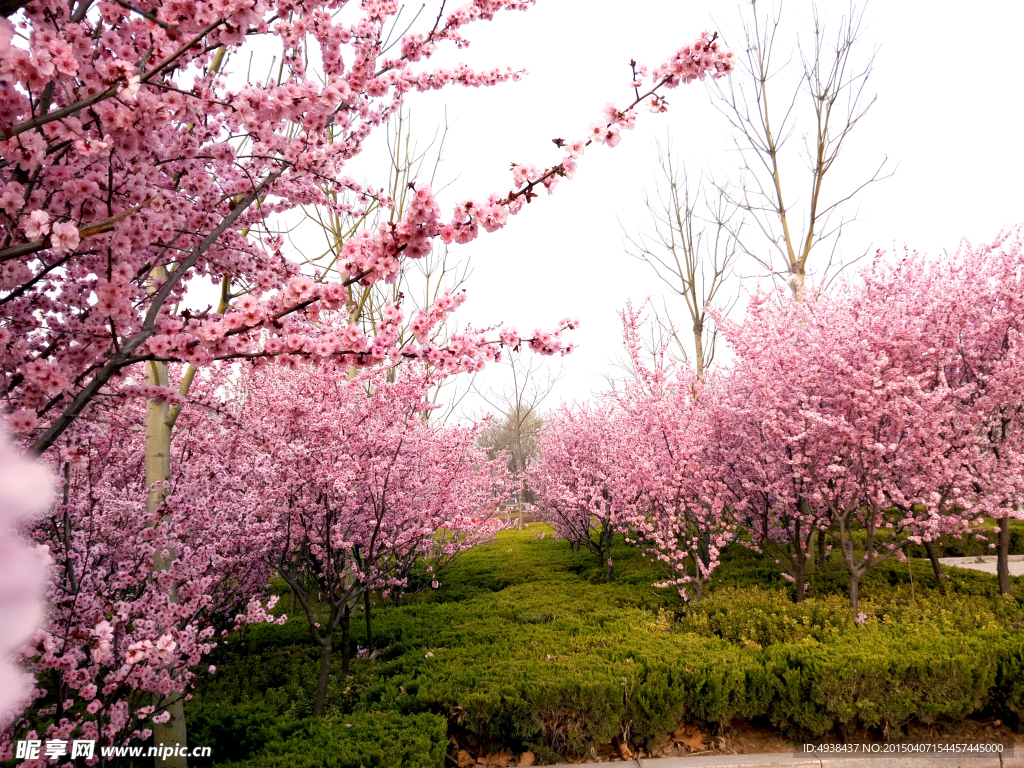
[182,528,1024,763]
[228,713,446,768]
[763,631,1002,736]
[185,705,445,768]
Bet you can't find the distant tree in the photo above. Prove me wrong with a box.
[530,401,626,581]
[475,354,561,520]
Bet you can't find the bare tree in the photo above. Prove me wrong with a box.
[625,139,740,378]
[294,108,481,423]
[711,0,889,291]
[474,354,562,527]
[298,109,471,345]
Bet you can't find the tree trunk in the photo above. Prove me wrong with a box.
[817,530,826,564]
[146,351,188,768]
[848,574,861,618]
[792,518,811,603]
[794,553,807,603]
[313,638,332,717]
[363,590,372,651]
[998,516,1012,596]
[341,604,351,674]
[923,540,947,587]
[693,320,705,380]
[601,525,613,582]
[691,575,704,602]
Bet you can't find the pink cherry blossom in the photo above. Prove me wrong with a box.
[23,211,49,240]
[49,222,80,255]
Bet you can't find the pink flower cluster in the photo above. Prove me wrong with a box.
[653,30,737,87]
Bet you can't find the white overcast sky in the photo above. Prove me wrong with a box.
[293,1,1024,417]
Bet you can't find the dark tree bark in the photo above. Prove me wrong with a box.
[998,516,1012,595]
[1,0,31,17]
[848,574,861,617]
[363,591,373,651]
[341,605,351,674]
[313,639,332,717]
[923,540,947,588]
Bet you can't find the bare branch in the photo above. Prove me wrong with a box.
[709,0,888,291]
[625,137,739,378]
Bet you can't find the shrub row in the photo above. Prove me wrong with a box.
[364,618,1024,751]
[186,705,446,768]
[186,530,1024,764]
[190,625,1024,764]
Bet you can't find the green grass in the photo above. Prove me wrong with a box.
[185,526,1024,766]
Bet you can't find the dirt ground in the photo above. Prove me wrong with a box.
[585,717,1018,764]
[452,716,1021,766]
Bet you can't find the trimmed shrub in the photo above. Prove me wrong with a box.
[763,630,1002,738]
[226,713,447,768]
[185,706,445,768]
[180,528,1024,763]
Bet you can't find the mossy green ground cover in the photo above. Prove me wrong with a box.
[185,525,1024,766]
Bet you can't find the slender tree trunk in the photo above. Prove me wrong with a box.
[341,605,351,674]
[692,575,704,601]
[146,354,188,768]
[998,516,1012,596]
[313,638,332,717]
[693,320,705,380]
[601,524,613,582]
[817,530,826,564]
[792,518,810,603]
[848,574,861,618]
[363,591,372,651]
[923,540,947,587]
[794,554,807,604]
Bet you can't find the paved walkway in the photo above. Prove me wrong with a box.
[547,750,1020,767]
[938,554,1024,576]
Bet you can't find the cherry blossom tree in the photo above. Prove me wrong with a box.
[533,305,735,595]
[718,283,988,616]
[851,237,1024,594]
[231,362,506,716]
[530,401,627,581]
[704,379,827,602]
[610,305,734,601]
[1,2,734,457]
[1,387,283,761]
